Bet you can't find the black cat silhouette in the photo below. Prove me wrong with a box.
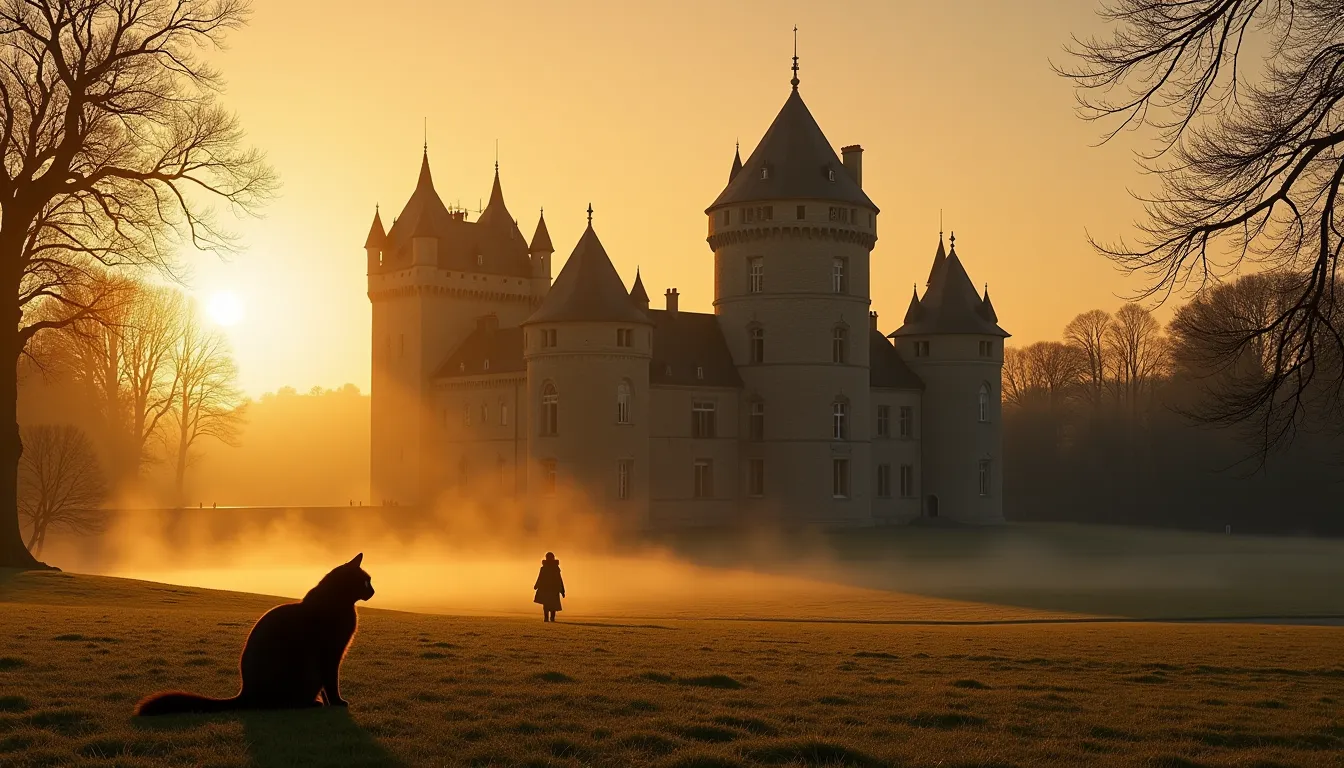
[136,553,374,716]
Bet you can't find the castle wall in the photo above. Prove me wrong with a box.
[648,385,740,527]
[870,389,923,524]
[431,375,527,503]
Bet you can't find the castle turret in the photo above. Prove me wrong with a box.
[523,208,653,526]
[364,207,385,274]
[703,58,878,526]
[890,232,1009,524]
[529,209,554,295]
[630,269,650,311]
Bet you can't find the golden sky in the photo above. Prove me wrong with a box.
[188,0,1155,397]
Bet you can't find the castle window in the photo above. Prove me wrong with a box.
[694,459,714,498]
[762,205,773,220]
[796,205,806,220]
[749,401,764,441]
[749,326,764,363]
[832,326,848,364]
[978,383,990,423]
[748,458,765,497]
[476,254,484,267]
[501,402,509,426]
[900,464,915,497]
[899,406,913,438]
[978,460,992,496]
[719,210,730,226]
[832,458,849,498]
[692,401,716,438]
[480,403,488,424]
[876,405,890,438]
[617,380,632,425]
[541,459,557,495]
[744,207,754,223]
[827,169,836,182]
[876,464,892,498]
[541,329,558,348]
[541,382,559,436]
[832,401,848,440]
[617,328,633,347]
[748,258,764,294]
[761,167,769,180]
[618,459,633,500]
[979,340,993,357]
[832,257,848,294]
[696,366,704,380]
[483,358,490,371]
[914,340,930,358]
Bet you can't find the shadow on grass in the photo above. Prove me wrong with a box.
[136,707,403,768]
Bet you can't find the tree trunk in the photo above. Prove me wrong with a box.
[0,322,51,570]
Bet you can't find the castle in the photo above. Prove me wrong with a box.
[365,65,1009,527]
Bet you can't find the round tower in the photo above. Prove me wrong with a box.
[890,233,1009,524]
[704,70,879,526]
[522,210,652,527]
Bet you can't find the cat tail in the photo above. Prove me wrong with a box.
[135,691,245,716]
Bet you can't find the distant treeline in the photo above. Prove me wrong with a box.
[1003,273,1344,535]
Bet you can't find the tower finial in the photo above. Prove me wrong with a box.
[791,26,800,91]
[939,208,943,237]
[950,231,956,249]
[587,202,593,225]
[423,117,427,153]
[495,139,499,173]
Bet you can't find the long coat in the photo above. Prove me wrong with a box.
[533,561,565,612]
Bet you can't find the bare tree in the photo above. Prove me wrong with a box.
[121,283,184,477]
[1105,303,1169,414]
[18,424,106,557]
[169,308,243,501]
[1060,0,1344,453]
[1064,309,1113,408]
[0,1,275,568]
[1024,342,1089,409]
[1002,346,1032,409]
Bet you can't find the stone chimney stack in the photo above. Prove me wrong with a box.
[665,288,679,315]
[869,310,878,331]
[841,145,864,188]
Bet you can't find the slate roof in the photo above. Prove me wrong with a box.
[707,88,876,212]
[364,208,386,249]
[529,210,553,253]
[434,323,525,380]
[524,224,652,325]
[629,269,650,309]
[647,309,742,388]
[869,329,924,390]
[378,152,532,278]
[891,235,1010,338]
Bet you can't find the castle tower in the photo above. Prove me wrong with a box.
[522,210,653,526]
[367,151,543,506]
[703,62,878,525]
[890,233,1009,524]
[529,209,554,297]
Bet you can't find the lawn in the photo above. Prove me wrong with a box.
[1,568,1341,767]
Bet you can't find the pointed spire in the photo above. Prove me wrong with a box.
[416,148,434,193]
[790,25,800,91]
[927,231,947,287]
[363,206,386,249]
[477,161,511,227]
[630,268,650,310]
[979,284,999,323]
[729,142,743,182]
[529,208,553,254]
[903,284,923,324]
[526,220,651,326]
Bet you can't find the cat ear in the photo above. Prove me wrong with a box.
[350,553,363,567]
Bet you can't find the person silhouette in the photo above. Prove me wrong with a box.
[533,552,565,622]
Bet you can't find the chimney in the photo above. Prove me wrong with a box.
[869,311,878,332]
[665,288,679,315]
[477,313,499,333]
[841,145,863,188]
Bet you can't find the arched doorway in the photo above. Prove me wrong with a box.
[926,494,939,518]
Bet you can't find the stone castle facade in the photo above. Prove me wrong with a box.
[365,71,1009,527]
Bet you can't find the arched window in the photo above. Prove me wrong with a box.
[480,403,489,425]
[541,382,558,436]
[978,383,990,423]
[832,326,848,364]
[749,326,764,364]
[749,400,765,441]
[832,400,848,440]
[616,380,632,424]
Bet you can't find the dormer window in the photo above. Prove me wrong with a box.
[476,254,484,267]
[483,359,490,371]
[696,366,705,380]
[827,169,836,182]
[761,167,770,180]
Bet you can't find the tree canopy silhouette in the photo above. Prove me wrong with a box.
[1061,0,1344,453]
[0,0,274,569]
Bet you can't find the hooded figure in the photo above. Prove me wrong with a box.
[533,552,565,622]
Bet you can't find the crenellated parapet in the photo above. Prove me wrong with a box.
[706,223,877,251]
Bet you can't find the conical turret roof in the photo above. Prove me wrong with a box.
[630,268,650,309]
[890,234,1009,338]
[525,221,652,325]
[729,145,743,182]
[387,150,451,248]
[979,286,999,323]
[364,208,386,249]
[903,286,923,324]
[529,210,553,253]
[707,89,876,212]
[476,164,512,228]
[927,234,947,286]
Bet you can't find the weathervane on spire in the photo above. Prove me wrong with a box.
[587,203,593,225]
[495,139,499,173]
[423,117,428,153]
[791,26,800,91]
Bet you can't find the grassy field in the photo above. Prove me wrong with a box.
[1,568,1341,768]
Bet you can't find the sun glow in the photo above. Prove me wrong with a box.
[207,291,246,327]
